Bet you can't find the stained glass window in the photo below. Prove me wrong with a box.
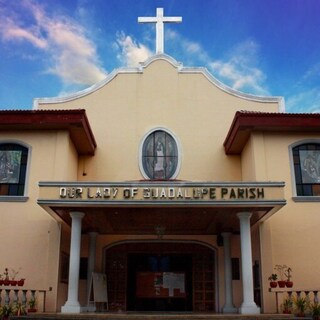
[142,130,178,180]
[0,144,28,196]
[293,143,320,196]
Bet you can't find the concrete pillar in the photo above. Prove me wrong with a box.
[237,212,260,314]
[222,232,237,313]
[61,211,85,313]
[87,232,98,311]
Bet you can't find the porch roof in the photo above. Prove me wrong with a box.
[38,181,286,235]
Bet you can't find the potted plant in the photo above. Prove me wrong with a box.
[12,302,27,316]
[285,267,293,288]
[311,302,320,320]
[3,268,10,286]
[281,297,293,314]
[10,268,21,286]
[0,275,3,286]
[275,264,287,288]
[27,296,37,313]
[268,273,278,288]
[0,304,13,320]
[294,295,309,317]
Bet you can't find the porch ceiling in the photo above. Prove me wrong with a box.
[51,205,272,235]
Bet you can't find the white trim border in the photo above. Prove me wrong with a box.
[33,54,285,111]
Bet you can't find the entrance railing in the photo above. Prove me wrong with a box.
[269,287,320,314]
[0,286,52,313]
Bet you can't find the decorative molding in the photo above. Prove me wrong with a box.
[0,196,29,202]
[292,196,320,202]
[39,181,285,187]
[38,199,286,207]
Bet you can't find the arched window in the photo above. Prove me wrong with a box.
[140,129,179,180]
[293,143,320,196]
[0,143,28,196]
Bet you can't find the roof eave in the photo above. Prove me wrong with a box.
[0,109,97,156]
[224,111,320,155]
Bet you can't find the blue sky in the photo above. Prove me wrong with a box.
[0,0,320,112]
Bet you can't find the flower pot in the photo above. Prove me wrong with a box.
[270,281,277,288]
[10,280,17,286]
[0,279,3,285]
[27,308,37,313]
[3,279,10,286]
[285,281,293,288]
[17,279,25,286]
[278,280,286,288]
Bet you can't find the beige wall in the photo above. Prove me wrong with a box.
[38,58,280,183]
[242,132,320,312]
[0,131,78,311]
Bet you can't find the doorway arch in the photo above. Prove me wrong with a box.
[104,240,217,312]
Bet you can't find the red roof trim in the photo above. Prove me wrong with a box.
[224,111,320,154]
[0,109,97,155]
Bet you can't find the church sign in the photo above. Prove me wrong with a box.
[38,182,285,205]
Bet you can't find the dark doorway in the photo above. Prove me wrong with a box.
[127,253,193,311]
[104,242,216,312]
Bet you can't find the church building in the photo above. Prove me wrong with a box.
[1,8,320,316]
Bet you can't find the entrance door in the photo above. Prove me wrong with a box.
[104,242,216,312]
[127,253,193,311]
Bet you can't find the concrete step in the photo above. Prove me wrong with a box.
[10,312,297,320]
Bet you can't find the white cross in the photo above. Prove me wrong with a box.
[138,8,182,54]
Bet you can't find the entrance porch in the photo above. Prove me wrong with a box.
[38,181,286,314]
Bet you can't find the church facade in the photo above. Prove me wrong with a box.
[1,9,320,316]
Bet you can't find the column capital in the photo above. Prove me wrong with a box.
[70,211,85,219]
[237,211,252,219]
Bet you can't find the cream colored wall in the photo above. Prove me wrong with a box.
[38,59,280,183]
[242,132,320,312]
[0,131,78,312]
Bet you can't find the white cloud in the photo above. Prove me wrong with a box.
[166,31,268,96]
[2,22,47,49]
[115,32,152,67]
[285,62,320,113]
[208,40,268,96]
[0,0,106,87]
[302,63,320,83]
[286,88,320,113]
[166,29,210,62]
